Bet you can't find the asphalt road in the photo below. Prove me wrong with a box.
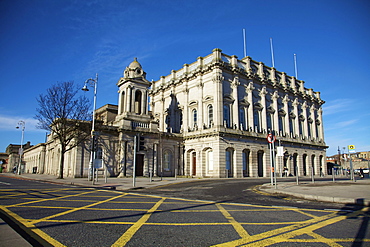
[1,175,369,246]
[135,177,361,211]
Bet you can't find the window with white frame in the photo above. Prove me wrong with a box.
[192,109,197,127]
[239,107,246,130]
[223,104,231,127]
[208,104,213,126]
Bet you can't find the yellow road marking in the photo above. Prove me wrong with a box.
[0,206,66,247]
[216,203,250,239]
[112,197,166,246]
[7,190,95,207]
[2,187,369,247]
[212,211,338,246]
[30,192,128,224]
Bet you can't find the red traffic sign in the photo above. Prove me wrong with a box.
[267,134,276,143]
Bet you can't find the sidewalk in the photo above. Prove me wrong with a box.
[260,178,370,206]
[0,172,197,190]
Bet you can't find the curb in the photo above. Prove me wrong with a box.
[260,185,370,206]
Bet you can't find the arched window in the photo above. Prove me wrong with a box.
[134,90,142,114]
[192,109,197,127]
[208,105,213,126]
[163,150,172,171]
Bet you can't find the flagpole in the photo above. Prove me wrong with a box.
[294,53,298,79]
[270,38,275,67]
[243,29,247,57]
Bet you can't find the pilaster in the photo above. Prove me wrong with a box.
[231,76,240,129]
[260,87,267,132]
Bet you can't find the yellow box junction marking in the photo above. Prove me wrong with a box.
[1,187,369,247]
[112,197,166,246]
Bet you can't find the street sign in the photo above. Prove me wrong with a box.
[267,134,276,143]
[348,145,356,153]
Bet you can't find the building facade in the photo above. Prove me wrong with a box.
[24,48,327,178]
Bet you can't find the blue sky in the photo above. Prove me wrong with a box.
[0,0,369,156]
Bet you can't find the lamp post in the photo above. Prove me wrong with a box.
[82,74,98,182]
[16,120,25,175]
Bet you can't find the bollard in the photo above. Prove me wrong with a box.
[332,167,335,182]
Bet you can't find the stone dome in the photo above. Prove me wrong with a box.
[124,57,145,79]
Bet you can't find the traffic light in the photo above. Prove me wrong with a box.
[91,136,98,152]
[138,136,145,151]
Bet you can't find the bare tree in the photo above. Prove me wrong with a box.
[35,81,91,179]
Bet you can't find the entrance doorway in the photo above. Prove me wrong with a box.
[257,150,264,177]
[135,154,144,176]
[191,152,196,176]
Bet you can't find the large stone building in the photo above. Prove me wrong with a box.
[23,49,327,178]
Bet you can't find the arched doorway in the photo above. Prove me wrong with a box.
[242,149,250,177]
[311,155,316,175]
[134,90,142,114]
[293,153,298,176]
[226,148,234,178]
[191,152,196,176]
[257,150,264,177]
[302,154,307,176]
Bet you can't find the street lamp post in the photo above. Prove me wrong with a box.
[82,74,98,182]
[16,121,25,175]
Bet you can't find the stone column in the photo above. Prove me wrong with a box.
[212,69,224,128]
[283,95,290,136]
[249,149,258,177]
[246,83,254,131]
[183,85,189,133]
[272,91,279,133]
[260,87,267,132]
[126,86,132,113]
[310,105,317,139]
[118,90,123,114]
[198,77,204,128]
[160,95,165,131]
[293,98,299,137]
[302,101,309,138]
[231,77,240,128]
[143,90,148,115]
[317,108,324,141]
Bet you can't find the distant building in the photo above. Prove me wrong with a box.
[24,49,327,178]
[4,142,32,173]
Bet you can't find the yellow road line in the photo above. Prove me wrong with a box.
[212,211,338,246]
[216,203,250,239]
[7,190,95,207]
[0,206,66,247]
[112,197,166,246]
[236,208,369,246]
[30,192,128,224]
